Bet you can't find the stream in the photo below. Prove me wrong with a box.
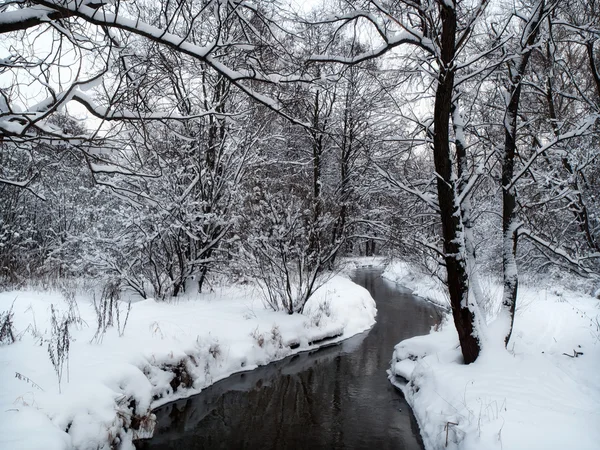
[136,268,442,450]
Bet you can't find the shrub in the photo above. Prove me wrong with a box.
[47,304,71,393]
[0,302,16,345]
[91,281,131,343]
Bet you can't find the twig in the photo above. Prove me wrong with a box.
[445,421,459,447]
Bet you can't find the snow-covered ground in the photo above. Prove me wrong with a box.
[386,261,600,450]
[0,275,376,450]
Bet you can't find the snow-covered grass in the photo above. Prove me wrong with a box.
[386,260,600,450]
[0,275,376,450]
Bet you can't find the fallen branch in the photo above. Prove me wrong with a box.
[562,349,584,358]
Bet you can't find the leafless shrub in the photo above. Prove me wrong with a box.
[47,304,71,393]
[91,281,131,343]
[61,289,86,330]
[0,301,16,345]
[115,301,131,337]
[250,327,265,348]
[250,325,284,350]
[270,325,283,349]
[241,191,337,315]
[17,304,43,344]
[247,247,328,315]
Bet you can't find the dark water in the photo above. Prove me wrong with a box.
[136,269,441,450]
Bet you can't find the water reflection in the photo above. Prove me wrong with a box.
[137,269,440,450]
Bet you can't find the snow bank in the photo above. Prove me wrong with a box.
[389,282,600,450]
[382,261,450,309]
[0,275,376,450]
[338,256,389,273]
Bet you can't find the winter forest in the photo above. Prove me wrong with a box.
[1,0,599,449]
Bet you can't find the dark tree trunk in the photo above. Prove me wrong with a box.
[309,89,324,262]
[365,238,376,257]
[432,0,480,364]
[330,91,354,267]
[587,41,600,102]
[198,264,209,293]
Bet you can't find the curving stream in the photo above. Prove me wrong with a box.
[136,268,442,450]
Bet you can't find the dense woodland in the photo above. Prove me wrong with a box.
[1,0,599,363]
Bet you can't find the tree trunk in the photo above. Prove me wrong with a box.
[309,89,324,263]
[198,264,209,293]
[501,0,545,346]
[587,41,600,102]
[452,101,485,310]
[432,0,480,364]
[330,93,354,267]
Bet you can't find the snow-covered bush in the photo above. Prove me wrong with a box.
[241,189,332,314]
[242,223,342,317]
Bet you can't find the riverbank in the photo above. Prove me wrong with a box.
[382,261,450,310]
[387,261,600,450]
[139,267,438,450]
[0,275,376,450]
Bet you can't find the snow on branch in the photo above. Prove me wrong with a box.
[307,5,435,65]
[551,20,600,36]
[306,10,391,42]
[456,162,486,207]
[71,92,233,121]
[373,163,440,212]
[508,115,597,189]
[0,1,107,34]
[519,228,600,277]
[31,0,311,127]
[310,29,434,65]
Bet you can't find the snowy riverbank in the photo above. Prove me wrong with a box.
[0,275,376,450]
[382,261,450,309]
[385,261,600,450]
